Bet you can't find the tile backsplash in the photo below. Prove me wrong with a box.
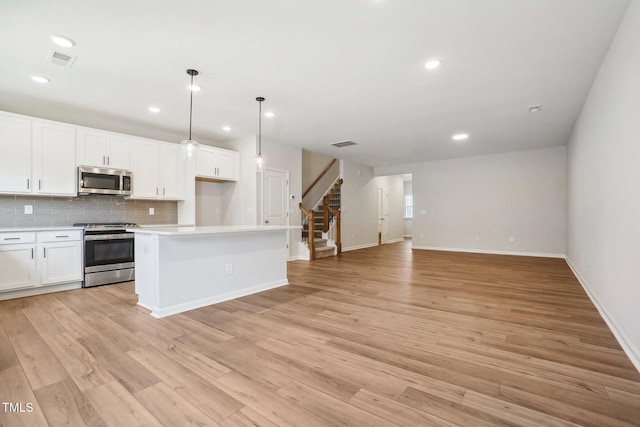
[0,195,178,228]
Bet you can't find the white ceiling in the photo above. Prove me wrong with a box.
[0,0,630,167]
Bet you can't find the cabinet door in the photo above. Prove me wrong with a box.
[215,149,237,180]
[0,244,36,291]
[196,146,216,178]
[40,241,82,285]
[160,143,184,200]
[106,135,131,170]
[32,121,77,196]
[131,139,161,198]
[0,113,32,193]
[76,129,108,167]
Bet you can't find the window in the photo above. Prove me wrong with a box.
[404,194,413,219]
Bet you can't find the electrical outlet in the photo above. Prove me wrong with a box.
[149,208,155,215]
[226,264,233,275]
[509,236,515,243]
[475,235,480,241]
[24,205,33,215]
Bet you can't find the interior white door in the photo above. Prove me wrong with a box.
[263,169,288,226]
[377,187,389,245]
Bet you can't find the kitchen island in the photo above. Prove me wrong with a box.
[128,225,300,318]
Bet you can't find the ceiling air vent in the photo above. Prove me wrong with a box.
[46,49,77,68]
[331,140,357,148]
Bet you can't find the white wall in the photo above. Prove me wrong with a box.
[377,147,566,256]
[220,136,303,260]
[302,150,334,193]
[219,136,259,227]
[258,138,303,259]
[566,0,640,369]
[404,181,413,237]
[340,160,404,251]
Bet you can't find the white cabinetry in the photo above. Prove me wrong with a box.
[76,128,131,170]
[0,233,37,292]
[196,146,237,181]
[131,139,184,200]
[0,113,76,196]
[32,120,77,196]
[0,113,33,193]
[0,230,82,295]
[38,231,83,285]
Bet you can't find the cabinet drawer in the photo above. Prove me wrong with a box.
[37,230,82,243]
[0,232,36,244]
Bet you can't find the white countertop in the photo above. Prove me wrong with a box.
[0,226,84,233]
[128,225,301,236]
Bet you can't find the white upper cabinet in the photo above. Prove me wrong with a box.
[131,139,184,200]
[32,120,77,196]
[196,145,238,181]
[0,113,76,196]
[0,112,32,194]
[76,128,131,170]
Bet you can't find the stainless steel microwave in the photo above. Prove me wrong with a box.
[78,166,132,196]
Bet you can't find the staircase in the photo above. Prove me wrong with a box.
[300,179,342,260]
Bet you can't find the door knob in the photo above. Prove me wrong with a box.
[265,219,270,224]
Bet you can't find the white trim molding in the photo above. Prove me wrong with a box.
[411,246,565,259]
[566,258,640,373]
[342,242,379,252]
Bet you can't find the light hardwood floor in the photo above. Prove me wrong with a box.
[1,240,639,426]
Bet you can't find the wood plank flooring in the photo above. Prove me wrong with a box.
[1,240,639,426]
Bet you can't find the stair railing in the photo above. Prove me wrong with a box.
[322,178,343,254]
[299,203,315,260]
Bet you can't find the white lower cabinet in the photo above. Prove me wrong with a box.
[39,231,83,285]
[0,230,82,294]
[0,236,37,291]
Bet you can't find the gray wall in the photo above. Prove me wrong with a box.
[374,146,567,257]
[567,0,640,368]
[0,195,177,228]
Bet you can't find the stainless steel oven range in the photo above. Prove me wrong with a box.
[74,223,137,287]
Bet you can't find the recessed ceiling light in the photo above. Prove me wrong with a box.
[452,133,469,141]
[222,126,231,132]
[51,35,75,48]
[188,84,200,92]
[148,106,160,113]
[425,59,441,70]
[31,75,50,84]
[528,105,542,113]
[264,111,275,118]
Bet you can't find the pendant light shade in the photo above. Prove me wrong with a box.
[256,96,265,170]
[181,69,200,160]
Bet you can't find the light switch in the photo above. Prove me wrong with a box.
[149,208,155,215]
[24,205,33,215]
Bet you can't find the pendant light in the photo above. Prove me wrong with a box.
[256,96,265,169]
[180,69,200,159]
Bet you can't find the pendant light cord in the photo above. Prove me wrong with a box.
[258,99,262,155]
[189,73,194,141]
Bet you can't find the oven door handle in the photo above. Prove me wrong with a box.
[85,233,134,241]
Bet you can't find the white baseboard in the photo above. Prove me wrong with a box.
[411,245,565,259]
[0,282,82,301]
[146,279,289,318]
[342,242,378,252]
[388,238,405,244]
[565,258,640,373]
[404,234,412,238]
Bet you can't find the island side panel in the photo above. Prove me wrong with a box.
[154,229,288,317]
[134,233,160,313]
